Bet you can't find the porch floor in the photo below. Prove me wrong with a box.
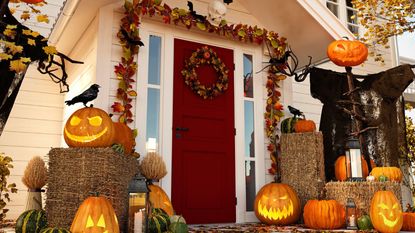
[188,223,372,232]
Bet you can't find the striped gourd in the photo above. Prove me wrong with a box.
[15,209,48,233]
[40,228,71,233]
[149,208,170,233]
[280,117,298,133]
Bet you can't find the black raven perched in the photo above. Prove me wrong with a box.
[65,84,100,107]
[187,1,206,22]
[288,105,303,118]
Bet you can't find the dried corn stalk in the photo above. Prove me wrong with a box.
[139,152,167,180]
[22,156,47,190]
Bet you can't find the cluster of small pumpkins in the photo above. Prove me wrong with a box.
[15,186,187,233]
[254,182,405,232]
[280,115,316,134]
[334,155,403,182]
[63,107,136,155]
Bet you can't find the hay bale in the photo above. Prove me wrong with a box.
[280,132,326,209]
[45,147,139,230]
[325,181,402,215]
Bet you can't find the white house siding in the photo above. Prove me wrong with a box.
[0,66,65,219]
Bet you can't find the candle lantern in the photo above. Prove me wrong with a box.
[127,173,150,233]
[345,136,364,181]
[346,198,358,230]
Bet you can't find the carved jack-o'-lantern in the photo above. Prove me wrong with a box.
[70,195,120,233]
[254,183,301,225]
[327,39,368,67]
[149,184,174,216]
[64,107,115,147]
[370,191,403,233]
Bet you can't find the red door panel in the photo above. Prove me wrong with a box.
[172,39,235,224]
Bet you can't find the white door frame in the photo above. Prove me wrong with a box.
[135,19,265,223]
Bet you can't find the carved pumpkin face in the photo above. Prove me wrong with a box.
[149,184,174,216]
[71,196,120,233]
[370,191,403,233]
[254,183,300,225]
[327,39,368,67]
[64,107,115,147]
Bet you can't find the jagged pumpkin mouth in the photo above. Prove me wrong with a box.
[64,127,108,142]
[258,199,294,220]
[378,212,400,227]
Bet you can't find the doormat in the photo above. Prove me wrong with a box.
[189,223,360,233]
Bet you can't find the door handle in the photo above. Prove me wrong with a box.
[175,127,189,131]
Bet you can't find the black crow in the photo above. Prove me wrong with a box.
[288,105,303,118]
[120,28,144,47]
[65,84,100,107]
[187,1,206,22]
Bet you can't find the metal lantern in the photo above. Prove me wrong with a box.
[345,198,358,230]
[127,173,150,233]
[345,136,364,181]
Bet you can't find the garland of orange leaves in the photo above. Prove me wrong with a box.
[114,0,286,178]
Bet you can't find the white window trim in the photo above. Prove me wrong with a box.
[137,19,265,223]
[323,0,361,37]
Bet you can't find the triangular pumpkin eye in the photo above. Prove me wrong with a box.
[97,214,106,228]
[86,215,94,228]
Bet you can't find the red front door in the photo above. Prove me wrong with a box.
[172,39,235,224]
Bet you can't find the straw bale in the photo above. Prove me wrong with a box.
[280,132,326,209]
[45,147,139,231]
[325,181,402,215]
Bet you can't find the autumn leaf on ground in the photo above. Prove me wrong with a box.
[36,14,49,23]
[43,46,57,55]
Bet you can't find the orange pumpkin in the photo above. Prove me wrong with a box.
[64,107,115,147]
[20,0,45,3]
[334,155,369,181]
[294,119,316,133]
[371,167,402,182]
[327,39,368,67]
[149,184,174,216]
[254,183,301,225]
[402,212,415,231]
[113,122,135,154]
[71,195,120,233]
[370,191,403,233]
[303,200,345,229]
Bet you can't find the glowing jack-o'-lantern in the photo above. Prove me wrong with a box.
[149,184,174,216]
[70,195,120,233]
[64,107,115,147]
[327,39,368,67]
[254,183,300,225]
[370,191,403,233]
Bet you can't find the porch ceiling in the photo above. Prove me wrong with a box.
[238,0,351,68]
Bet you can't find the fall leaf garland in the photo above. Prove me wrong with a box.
[116,0,287,175]
[181,46,229,100]
[265,66,286,180]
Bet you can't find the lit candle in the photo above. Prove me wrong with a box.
[349,214,356,227]
[134,210,143,233]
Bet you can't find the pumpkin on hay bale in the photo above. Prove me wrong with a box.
[370,167,403,182]
[63,107,115,148]
[334,155,369,181]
